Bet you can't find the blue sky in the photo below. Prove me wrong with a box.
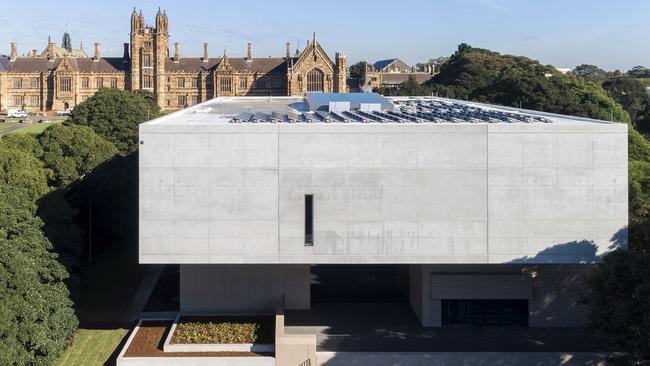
[1,0,648,71]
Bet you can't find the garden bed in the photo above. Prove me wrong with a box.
[122,320,272,357]
[164,316,275,353]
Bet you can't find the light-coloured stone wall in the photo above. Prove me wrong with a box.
[139,121,627,265]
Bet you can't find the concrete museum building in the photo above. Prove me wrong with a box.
[138,92,627,362]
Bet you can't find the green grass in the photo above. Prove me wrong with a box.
[0,122,17,129]
[11,122,55,134]
[54,328,128,366]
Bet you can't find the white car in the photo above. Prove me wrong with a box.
[7,109,27,118]
[55,108,73,116]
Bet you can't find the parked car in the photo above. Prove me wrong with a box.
[7,109,28,118]
[55,108,73,116]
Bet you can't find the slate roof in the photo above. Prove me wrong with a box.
[4,58,58,73]
[165,57,289,74]
[0,55,8,71]
[3,57,126,73]
[373,59,397,71]
[73,58,127,73]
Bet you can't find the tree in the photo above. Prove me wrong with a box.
[629,161,650,251]
[38,124,118,189]
[583,250,650,362]
[602,77,649,122]
[627,65,650,78]
[427,45,650,161]
[401,74,430,96]
[68,88,160,154]
[0,142,50,201]
[569,64,610,85]
[0,185,77,365]
[349,61,368,79]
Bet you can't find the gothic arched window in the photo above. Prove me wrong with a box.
[306,69,324,92]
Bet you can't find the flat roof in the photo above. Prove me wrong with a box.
[143,93,619,126]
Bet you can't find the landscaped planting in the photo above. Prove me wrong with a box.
[171,317,274,344]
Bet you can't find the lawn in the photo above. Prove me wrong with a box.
[11,122,55,134]
[0,122,16,130]
[54,328,128,366]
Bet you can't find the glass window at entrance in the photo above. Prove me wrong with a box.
[441,299,529,326]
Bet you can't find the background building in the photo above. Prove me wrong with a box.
[363,58,436,91]
[0,8,347,113]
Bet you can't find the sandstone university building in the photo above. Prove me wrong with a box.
[0,8,346,113]
[137,92,628,363]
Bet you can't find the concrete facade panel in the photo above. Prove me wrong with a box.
[140,122,627,264]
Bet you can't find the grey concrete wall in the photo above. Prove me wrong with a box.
[139,122,627,264]
[408,264,592,327]
[180,264,310,313]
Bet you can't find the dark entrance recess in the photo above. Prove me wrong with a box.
[311,265,409,303]
[441,299,529,326]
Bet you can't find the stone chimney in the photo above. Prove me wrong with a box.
[123,43,130,60]
[31,49,37,58]
[247,42,252,61]
[203,43,209,62]
[10,42,17,61]
[47,42,55,60]
[174,42,180,63]
[285,42,291,59]
[93,43,101,61]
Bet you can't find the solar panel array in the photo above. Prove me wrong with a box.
[229,98,553,124]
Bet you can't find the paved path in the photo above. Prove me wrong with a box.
[316,351,611,366]
[285,303,610,353]
[0,123,27,135]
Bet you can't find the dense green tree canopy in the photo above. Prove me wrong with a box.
[627,65,650,78]
[38,124,118,189]
[349,61,368,79]
[0,143,50,201]
[68,89,160,154]
[569,64,611,85]
[583,250,650,361]
[602,77,649,122]
[429,46,630,122]
[0,185,77,365]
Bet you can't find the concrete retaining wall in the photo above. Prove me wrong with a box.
[276,313,317,366]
